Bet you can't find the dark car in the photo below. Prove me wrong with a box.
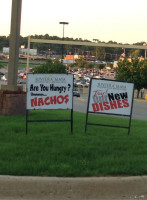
[0,72,4,80]
[0,72,4,76]
[73,88,80,97]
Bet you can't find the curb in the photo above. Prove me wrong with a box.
[134,98,147,103]
[0,175,147,200]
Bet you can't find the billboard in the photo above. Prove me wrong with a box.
[27,74,73,110]
[88,79,134,116]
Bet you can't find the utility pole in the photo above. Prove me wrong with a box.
[2,0,22,91]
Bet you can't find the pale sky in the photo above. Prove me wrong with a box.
[0,0,147,44]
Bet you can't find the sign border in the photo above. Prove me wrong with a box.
[85,78,134,135]
[26,73,74,134]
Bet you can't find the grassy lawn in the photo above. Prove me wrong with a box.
[0,59,43,69]
[0,110,147,177]
[0,62,8,68]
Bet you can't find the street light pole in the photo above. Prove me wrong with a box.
[59,22,69,61]
[93,39,99,59]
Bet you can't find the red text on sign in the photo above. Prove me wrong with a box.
[31,95,69,107]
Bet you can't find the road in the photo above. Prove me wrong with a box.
[73,88,147,121]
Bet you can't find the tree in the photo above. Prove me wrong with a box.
[0,36,9,50]
[129,49,141,58]
[141,60,147,89]
[116,58,147,98]
[75,57,87,69]
[86,62,95,69]
[34,59,66,74]
[98,64,105,70]
[95,47,105,60]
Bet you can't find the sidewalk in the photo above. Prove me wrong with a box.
[0,175,147,200]
[134,98,147,102]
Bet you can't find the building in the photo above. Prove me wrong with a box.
[3,47,37,56]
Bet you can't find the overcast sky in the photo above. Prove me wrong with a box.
[0,0,147,44]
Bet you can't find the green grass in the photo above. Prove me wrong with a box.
[0,59,43,69]
[0,110,147,177]
[0,62,36,69]
[0,62,7,68]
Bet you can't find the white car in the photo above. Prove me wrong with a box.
[83,76,91,81]
[1,75,7,81]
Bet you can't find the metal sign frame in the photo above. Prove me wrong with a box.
[85,78,134,135]
[26,73,74,134]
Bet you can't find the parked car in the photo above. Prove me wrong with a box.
[1,72,8,81]
[73,88,80,97]
[1,75,7,81]
[74,80,81,87]
[83,75,91,81]
[0,72,4,76]
[80,81,89,88]
[0,72,4,79]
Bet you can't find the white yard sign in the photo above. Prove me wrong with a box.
[88,79,134,116]
[27,74,73,110]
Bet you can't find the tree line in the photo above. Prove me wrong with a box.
[0,35,146,61]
